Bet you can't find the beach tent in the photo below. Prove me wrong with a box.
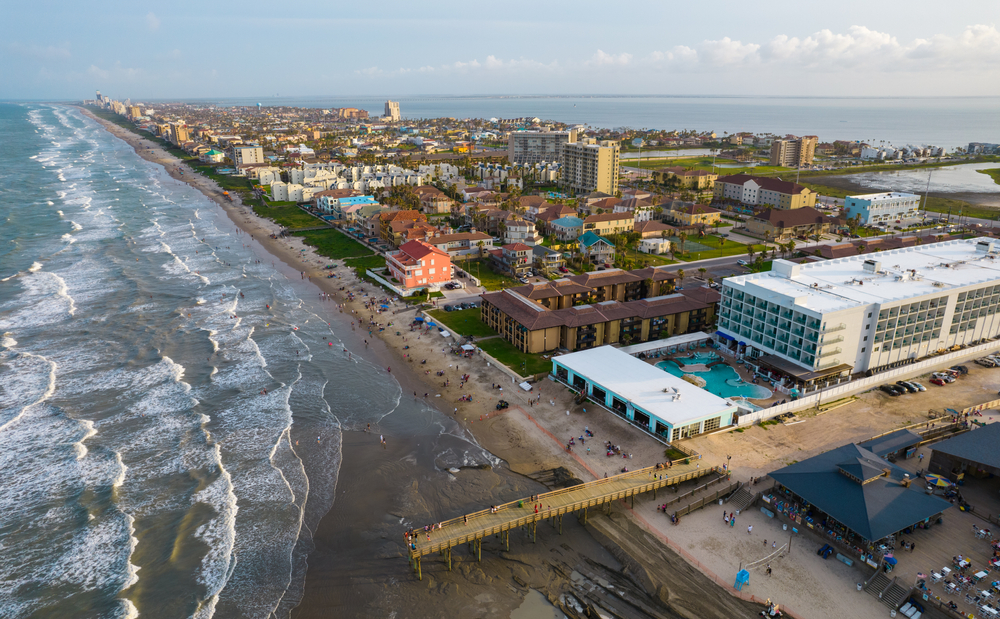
[439,330,450,337]
[461,344,475,351]
[519,381,533,392]
[414,317,424,322]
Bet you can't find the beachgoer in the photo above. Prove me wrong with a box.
[748,525,753,535]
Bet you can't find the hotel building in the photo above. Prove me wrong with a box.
[716,238,1000,392]
[844,192,921,225]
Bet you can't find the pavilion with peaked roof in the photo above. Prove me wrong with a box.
[769,442,952,544]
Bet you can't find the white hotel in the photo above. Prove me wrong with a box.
[844,191,921,225]
[716,238,1000,392]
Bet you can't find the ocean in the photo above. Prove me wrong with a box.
[185,95,1000,150]
[0,103,500,618]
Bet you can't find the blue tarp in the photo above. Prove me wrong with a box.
[716,331,734,341]
[426,322,436,327]
[414,317,424,322]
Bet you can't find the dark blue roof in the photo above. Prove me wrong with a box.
[859,429,923,458]
[931,423,1000,470]
[769,443,951,542]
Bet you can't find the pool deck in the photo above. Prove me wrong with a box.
[649,351,780,405]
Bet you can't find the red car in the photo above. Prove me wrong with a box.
[929,377,947,386]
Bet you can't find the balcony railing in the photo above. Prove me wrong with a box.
[818,347,842,358]
[821,323,846,333]
[820,335,844,345]
[815,359,843,370]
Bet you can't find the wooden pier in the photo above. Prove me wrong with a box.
[405,461,721,579]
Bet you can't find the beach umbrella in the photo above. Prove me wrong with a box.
[924,474,952,487]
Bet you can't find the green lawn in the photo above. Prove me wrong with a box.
[675,235,767,261]
[254,204,322,230]
[477,338,551,376]
[343,254,385,270]
[618,247,677,266]
[454,258,521,291]
[978,168,1000,186]
[426,308,498,338]
[293,228,373,260]
[625,156,791,177]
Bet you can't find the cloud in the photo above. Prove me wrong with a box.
[146,12,160,32]
[87,62,142,82]
[697,38,760,66]
[6,42,71,61]
[587,50,633,67]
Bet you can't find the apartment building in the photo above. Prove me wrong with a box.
[231,145,265,167]
[844,192,921,225]
[715,239,1000,393]
[507,128,578,165]
[653,167,718,191]
[560,139,620,196]
[386,240,451,290]
[480,271,717,353]
[713,174,816,210]
[769,136,819,167]
[582,211,634,236]
[384,100,401,122]
[667,204,721,227]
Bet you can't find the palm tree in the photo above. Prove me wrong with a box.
[698,267,707,280]
[677,231,688,256]
[746,245,755,260]
[476,240,485,258]
[677,269,685,286]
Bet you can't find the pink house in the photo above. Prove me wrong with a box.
[386,240,452,290]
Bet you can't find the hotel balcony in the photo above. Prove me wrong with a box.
[821,323,846,334]
[818,347,842,358]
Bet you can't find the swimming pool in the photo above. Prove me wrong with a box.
[674,351,721,364]
[656,359,772,400]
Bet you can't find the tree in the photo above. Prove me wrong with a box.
[476,240,485,258]
[677,269,685,285]
[677,231,688,255]
[698,267,707,279]
[746,244,756,260]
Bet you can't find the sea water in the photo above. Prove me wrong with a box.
[0,103,497,618]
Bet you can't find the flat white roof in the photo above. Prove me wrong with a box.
[554,346,735,426]
[726,238,1000,314]
[848,192,920,201]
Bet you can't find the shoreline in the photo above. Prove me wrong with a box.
[77,106,776,619]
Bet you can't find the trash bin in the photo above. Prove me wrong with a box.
[857,583,863,591]
[782,524,787,531]
[719,499,724,506]
[518,500,523,508]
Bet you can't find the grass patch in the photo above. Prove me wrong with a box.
[978,168,1000,186]
[675,235,767,261]
[618,247,678,266]
[476,338,551,376]
[294,228,373,260]
[344,254,386,270]
[426,308,498,338]
[255,204,323,230]
[664,447,688,460]
[454,258,521,291]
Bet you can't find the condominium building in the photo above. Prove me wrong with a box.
[480,269,717,353]
[507,128,578,165]
[169,123,190,146]
[713,174,816,210]
[844,192,921,225]
[386,240,451,290]
[715,238,1000,393]
[231,145,265,167]
[385,100,401,122]
[769,136,819,167]
[560,139,620,196]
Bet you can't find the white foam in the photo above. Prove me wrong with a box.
[57,209,63,216]
[29,261,43,273]
[0,352,57,433]
[1,334,15,348]
[71,221,83,232]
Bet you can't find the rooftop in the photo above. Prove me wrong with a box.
[930,422,1000,470]
[848,192,921,201]
[725,238,1000,314]
[553,346,736,426]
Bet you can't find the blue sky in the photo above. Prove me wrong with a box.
[2,0,998,100]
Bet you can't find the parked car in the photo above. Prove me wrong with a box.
[896,381,919,393]
[559,266,569,273]
[950,365,969,375]
[932,372,956,383]
[879,385,902,396]
[975,358,996,367]
[930,377,947,386]
[737,259,749,266]
[443,305,455,312]
[909,381,926,392]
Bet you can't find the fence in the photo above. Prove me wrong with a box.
[735,341,1000,427]
[365,269,406,296]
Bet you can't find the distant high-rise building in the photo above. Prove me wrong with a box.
[560,139,620,195]
[769,136,818,167]
[231,146,265,167]
[385,100,401,122]
[508,128,578,165]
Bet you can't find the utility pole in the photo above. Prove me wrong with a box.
[922,169,933,217]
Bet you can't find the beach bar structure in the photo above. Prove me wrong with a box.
[928,422,1000,482]
[405,461,720,579]
[551,346,737,442]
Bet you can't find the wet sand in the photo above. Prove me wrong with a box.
[79,107,766,618]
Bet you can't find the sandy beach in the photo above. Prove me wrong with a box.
[82,106,993,619]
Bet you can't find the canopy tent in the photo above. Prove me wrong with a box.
[924,474,952,488]
[461,344,475,351]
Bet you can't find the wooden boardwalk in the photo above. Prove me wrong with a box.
[404,461,721,579]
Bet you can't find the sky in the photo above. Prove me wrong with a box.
[2,0,999,101]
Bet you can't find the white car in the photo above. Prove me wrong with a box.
[909,381,927,392]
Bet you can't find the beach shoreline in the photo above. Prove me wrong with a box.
[76,106,778,619]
